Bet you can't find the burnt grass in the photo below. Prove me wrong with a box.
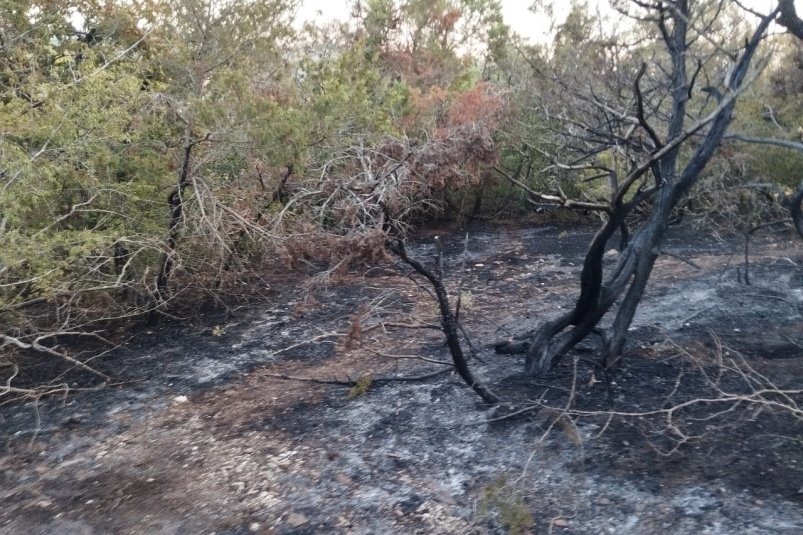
[2,221,803,534]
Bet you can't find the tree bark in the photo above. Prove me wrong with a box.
[779,0,803,39]
[522,4,779,376]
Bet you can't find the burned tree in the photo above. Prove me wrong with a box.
[759,0,803,238]
[499,1,784,375]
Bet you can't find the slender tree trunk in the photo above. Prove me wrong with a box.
[152,123,194,320]
[603,252,657,366]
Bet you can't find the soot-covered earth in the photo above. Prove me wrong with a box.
[2,222,802,534]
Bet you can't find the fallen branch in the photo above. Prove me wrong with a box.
[364,348,452,366]
[362,321,442,333]
[267,333,341,358]
[491,338,803,454]
[261,367,451,386]
[659,251,703,270]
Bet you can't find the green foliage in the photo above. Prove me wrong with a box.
[0,0,303,335]
[347,375,374,399]
[300,38,406,139]
[752,147,803,189]
[732,41,803,190]
[478,476,535,535]
[0,4,171,323]
[2,0,797,345]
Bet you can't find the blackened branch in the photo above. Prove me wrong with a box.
[388,239,501,405]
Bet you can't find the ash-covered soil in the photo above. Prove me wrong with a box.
[1,222,802,535]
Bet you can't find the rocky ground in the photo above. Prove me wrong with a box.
[1,222,802,534]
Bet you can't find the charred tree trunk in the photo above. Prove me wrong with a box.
[779,0,803,39]
[151,126,197,322]
[523,4,779,376]
[268,164,293,208]
[777,0,803,239]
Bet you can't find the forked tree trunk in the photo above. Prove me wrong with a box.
[524,5,779,376]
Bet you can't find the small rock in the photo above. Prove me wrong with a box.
[433,490,457,505]
[231,481,246,492]
[286,512,309,528]
[755,499,764,506]
[173,395,189,403]
[64,415,82,425]
[248,522,261,532]
[622,440,630,447]
[553,517,570,528]
[335,473,353,486]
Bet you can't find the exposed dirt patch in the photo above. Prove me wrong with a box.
[2,223,802,534]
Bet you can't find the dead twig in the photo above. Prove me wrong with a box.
[267,333,341,358]
[261,367,452,386]
[362,321,441,333]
